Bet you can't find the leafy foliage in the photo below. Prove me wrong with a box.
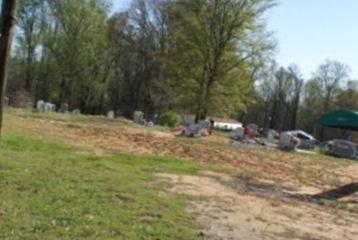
[9,0,275,119]
[157,110,178,127]
[7,0,357,140]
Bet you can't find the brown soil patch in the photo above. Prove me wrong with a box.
[158,172,358,240]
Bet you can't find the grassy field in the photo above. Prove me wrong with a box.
[1,108,357,240]
[0,133,203,239]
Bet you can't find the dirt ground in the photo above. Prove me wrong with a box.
[157,171,358,240]
[6,110,358,240]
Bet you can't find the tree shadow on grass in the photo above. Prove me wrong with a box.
[237,178,358,204]
[310,182,358,200]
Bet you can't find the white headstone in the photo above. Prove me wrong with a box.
[36,100,45,112]
[267,129,275,142]
[107,110,115,119]
[44,102,52,112]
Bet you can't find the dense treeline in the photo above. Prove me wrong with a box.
[8,0,276,116]
[242,61,358,133]
[6,0,358,137]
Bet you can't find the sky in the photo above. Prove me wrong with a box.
[112,0,358,79]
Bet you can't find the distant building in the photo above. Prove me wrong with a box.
[179,114,242,131]
[211,117,243,131]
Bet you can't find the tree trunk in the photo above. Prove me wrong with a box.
[0,0,18,139]
[25,46,34,91]
[291,96,300,130]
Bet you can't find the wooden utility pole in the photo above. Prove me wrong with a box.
[0,0,18,138]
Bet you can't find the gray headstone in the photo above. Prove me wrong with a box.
[107,110,115,119]
[133,111,145,124]
[36,100,45,112]
[59,103,69,113]
[147,121,154,128]
[44,102,53,112]
[72,109,81,115]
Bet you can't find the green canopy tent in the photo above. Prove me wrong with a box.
[316,109,358,131]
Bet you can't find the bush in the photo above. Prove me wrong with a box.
[157,111,179,127]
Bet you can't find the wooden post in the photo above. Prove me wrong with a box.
[0,0,18,139]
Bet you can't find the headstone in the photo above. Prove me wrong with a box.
[279,132,300,151]
[44,102,54,112]
[147,121,154,128]
[230,127,245,141]
[329,140,357,159]
[36,100,45,112]
[183,123,203,137]
[72,109,81,115]
[133,111,145,125]
[245,123,259,138]
[59,103,69,113]
[107,110,115,119]
[267,129,275,142]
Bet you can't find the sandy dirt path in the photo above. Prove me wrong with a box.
[158,171,358,240]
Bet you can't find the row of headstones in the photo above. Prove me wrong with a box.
[36,100,56,112]
[36,100,119,120]
[36,100,81,115]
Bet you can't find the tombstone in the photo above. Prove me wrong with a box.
[107,110,115,119]
[72,109,81,115]
[133,111,145,125]
[59,103,69,113]
[267,129,275,142]
[147,121,155,128]
[44,102,54,112]
[279,132,300,151]
[329,140,357,159]
[36,100,46,112]
[230,127,245,141]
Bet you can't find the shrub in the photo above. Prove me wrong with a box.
[157,111,179,127]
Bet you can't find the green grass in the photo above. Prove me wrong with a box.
[0,134,203,239]
[8,107,111,123]
[7,107,173,133]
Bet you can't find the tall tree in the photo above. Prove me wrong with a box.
[0,0,18,137]
[299,79,324,133]
[16,0,46,91]
[335,80,358,110]
[287,64,303,129]
[48,0,112,113]
[246,63,302,131]
[313,60,350,114]
[108,0,173,117]
[168,0,276,121]
[311,60,349,139]
[268,67,294,130]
